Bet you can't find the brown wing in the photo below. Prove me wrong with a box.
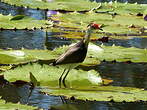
[53,41,87,65]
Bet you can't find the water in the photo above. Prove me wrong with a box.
[96,37,147,49]
[0,2,46,20]
[97,62,147,89]
[0,30,72,50]
[0,30,46,49]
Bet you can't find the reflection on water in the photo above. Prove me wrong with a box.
[45,31,72,50]
[0,30,72,50]
[0,30,46,49]
[97,62,147,89]
[0,2,46,20]
[0,84,147,110]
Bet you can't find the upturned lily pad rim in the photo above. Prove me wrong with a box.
[0,14,53,29]
[42,86,147,102]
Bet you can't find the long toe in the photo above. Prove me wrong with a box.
[62,79,67,88]
[59,78,62,88]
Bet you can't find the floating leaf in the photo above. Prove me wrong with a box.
[42,86,147,102]
[0,65,12,71]
[96,45,147,63]
[0,14,53,29]
[2,0,147,13]
[2,0,99,11]
[30,72,40,86]
[51,12,147,35]
[10,15,26,21]
[0,99,37,110]
[0,43,147,65]
[1,63,103,87]
[54,43,147,63]
[0,49,55,64]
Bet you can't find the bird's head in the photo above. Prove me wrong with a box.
[87,23,103,31]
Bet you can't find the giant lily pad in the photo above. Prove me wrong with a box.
[0,49,55,64]
[2,0,147,14]
[0,14,53,29]
[42,86,147,102]
[1,0,99,11]
[0,99,37,110]
[1,63,103,87]
[51,12,147,35]
[96,45,147,62]
[0,43,147,65]
[0,44,101,65]
[53,43,147,63]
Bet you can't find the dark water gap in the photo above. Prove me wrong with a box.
[95,37,147,49]
[0,2,47,20]
[98,62,147,89]
[0,30,72,50]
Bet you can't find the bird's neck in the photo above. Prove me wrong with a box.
[83,28,92,48]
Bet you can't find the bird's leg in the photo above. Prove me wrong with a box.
[59,69,66,88]
[62,69,70,88]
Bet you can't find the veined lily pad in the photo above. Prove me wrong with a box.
[42,86,147,102]
[0,43,147,65]
[0,99,37,110]
[0,49,96,65]
[0,49,55,64]
[0,65,13,71]
[54,43,147,63]
[0,14,53,29]
[95,2,147,15]
[96,45,147,62]
[1,0,99,11]
[0,50,34,64]
[1,63,103,87]
[10,15,26,21]
[1,0,147,14]
[51,12,147,35]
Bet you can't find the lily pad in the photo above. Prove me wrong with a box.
[42,86,147,102]
[2,0,147,14]
[95,2,147,15]
[0,49,55,64]
[0,44,101,65]
[54,43,147,63]
[1,63,103,87]
[0,43,147,65]
[1,0,99,11]
[51,12,147,35]
[0,14,53,29]
[10,15,26,21]
[0,65,12,71]
[0,99,37,110]
[97,45,147,62]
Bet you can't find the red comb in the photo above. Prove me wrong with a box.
[92,23,100,29]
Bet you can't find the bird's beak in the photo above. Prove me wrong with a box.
[99,28,103,31]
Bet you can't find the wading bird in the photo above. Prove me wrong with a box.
[53,23,102,88]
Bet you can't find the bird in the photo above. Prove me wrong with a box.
[53,23,102,88]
